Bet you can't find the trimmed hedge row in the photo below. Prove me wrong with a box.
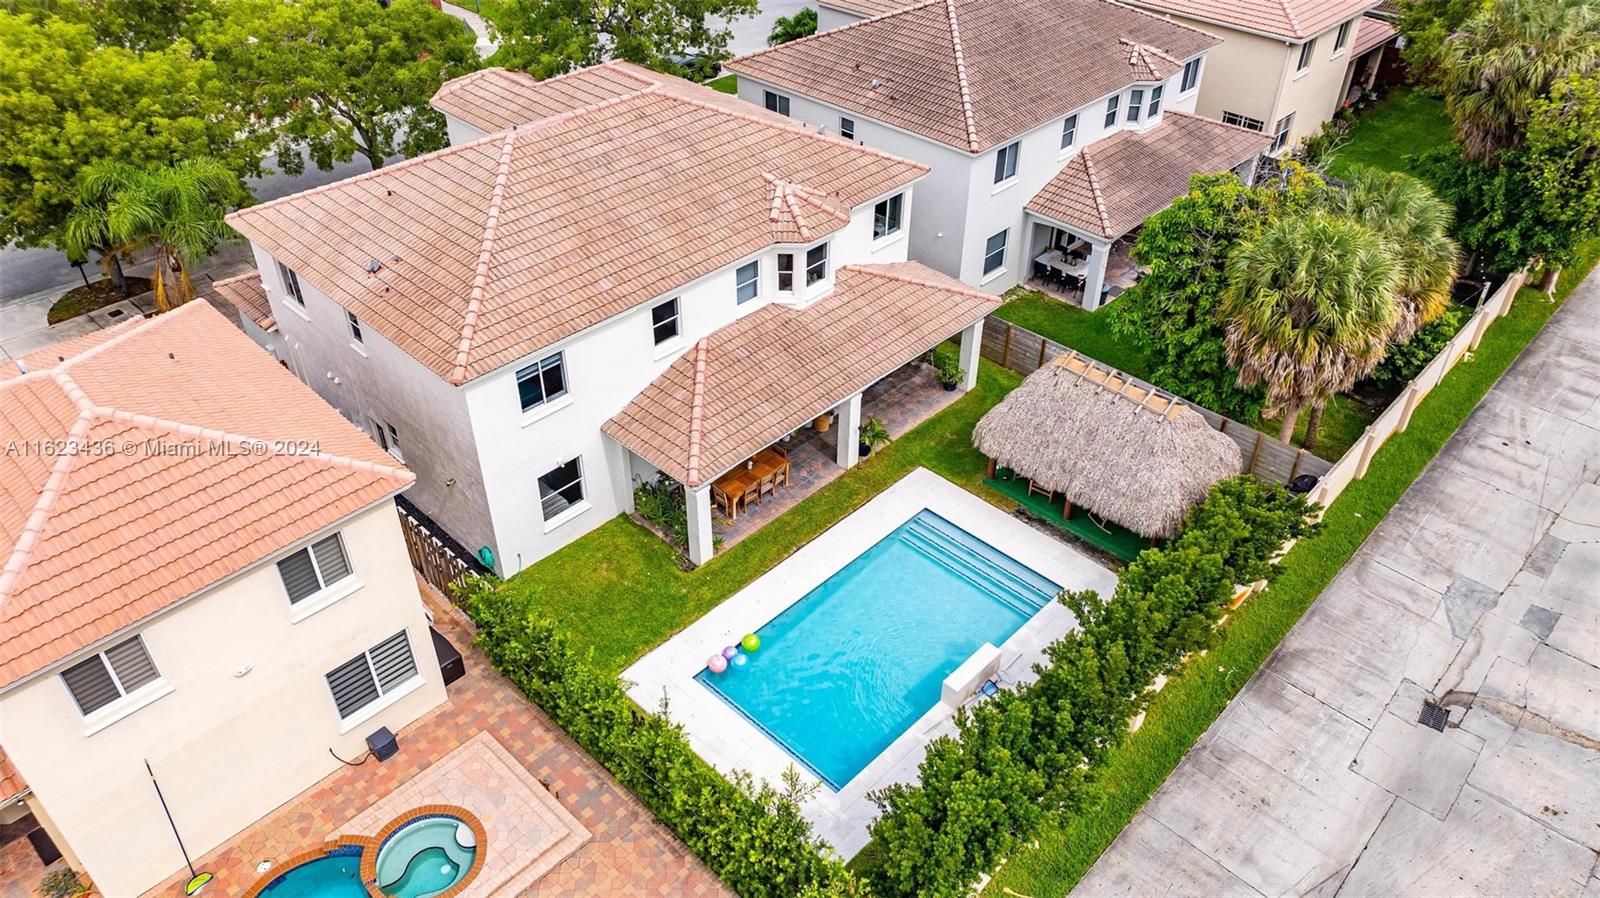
[865,476,1316,896]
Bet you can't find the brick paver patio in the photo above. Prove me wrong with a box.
[140,582,731,898]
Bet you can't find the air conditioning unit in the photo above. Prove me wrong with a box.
[366,727,398,762]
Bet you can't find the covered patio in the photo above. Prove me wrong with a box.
[604,262,998,565]
[1024,112,1272,310]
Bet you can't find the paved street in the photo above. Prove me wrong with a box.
[1076,271,1600,898]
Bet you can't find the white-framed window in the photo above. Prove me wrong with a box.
[515,352,567,412]
[1271,113,1295,152]
[805,242,829,286]
[651,297,680,345]
[325,631,418,721]
[369,418,403,461]
[1181,58,1201,92]
[1129,88,1146,121]
[1147,85,1164,118]
[777,253,795,292]
[873,194,903,239]
[1334,20,1351,52]
[982,229,1007,276]
[1104,94,1120,127]
[736,260,760,303]
[839,117,855,140]
[764,90,790,116]
[277,533,353,604]
[61,636,161,717]
[1223,111,1266,131]
[1297,38,1316,71]
[993,141,1019,184]
[277,261,305,306]
[1060,113,1078,149]
[346,310,363,343]
[537,457,585,521]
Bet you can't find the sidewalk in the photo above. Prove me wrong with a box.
[1075,271,1600,897]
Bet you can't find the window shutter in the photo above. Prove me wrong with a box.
[104,637,159,692]
[326,655,380,719]
[278,549,321,603]
[370,631,418,692]
[62,657,121,715]
[311,535,351,585]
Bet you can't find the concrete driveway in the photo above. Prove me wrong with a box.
[1075,271,1600,898]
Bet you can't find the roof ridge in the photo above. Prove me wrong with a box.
[727,0,945,65]
[684,338,711,485]
[0,374,95,606]
[838,263,993,301]
[433,66,531,99]
[943,0,982,152]
[1105,0,1226,43]
[652,90,934,173]
[1078,150,1114,235]
[449,129,520,385]
[1274,0,1304,36]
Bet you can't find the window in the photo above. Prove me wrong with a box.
[650,297,680,345]
[1104,94,1120,127]
[346,310,363,343]
[736,260,760,303]
[805,242,829,286]
[777,253,794,292]
[1334,20,1351,52]
[383,423,401,461]
[982,229,1007,276]
[371,417,402,460]
[992,142,1019,184]
[537,458,584,520]
[1127,88,1145,122]
[1181,58,1201,92]
[1222,111,1266,131]
[1147,85,1164,118]
[763,90,790,116]
[325,631,418,720]
[1271,113,1295,152]
[873,194,903,239]
[61,636,161,716]
[839,117,855,140]
[515,353,567,412]
[1060,114,1078,149]
[277,261,304,306]
[1297,38,1316,71]
[277,533,353,604]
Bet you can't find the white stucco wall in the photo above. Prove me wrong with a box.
[816,2,867,31]
[0,500,446,898]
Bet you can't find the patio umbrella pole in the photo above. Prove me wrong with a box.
[145,759,213,895]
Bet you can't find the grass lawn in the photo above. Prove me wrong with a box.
[494,362,1022,675]
[708,73,737,94]
[983,240,1599,898]
[1326,88,1453,179]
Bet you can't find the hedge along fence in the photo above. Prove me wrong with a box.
[980,317,1332,485]
[1310,269,1529,509]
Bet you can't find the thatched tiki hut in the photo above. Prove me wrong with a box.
[973,351,1242,541]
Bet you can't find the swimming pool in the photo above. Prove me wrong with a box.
[695,509,1059,789]
[249,810,481,898]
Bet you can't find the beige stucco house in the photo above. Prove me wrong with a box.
[0,302,447,897]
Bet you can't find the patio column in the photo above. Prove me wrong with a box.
[835,392,862,469]
[957,320,981,390]
[686,483,714,566]
[1080,239,1112,311]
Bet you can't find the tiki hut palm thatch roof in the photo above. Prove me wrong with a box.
[973,352,1242,539]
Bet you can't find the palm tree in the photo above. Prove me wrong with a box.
[1441,0,1600,162]
[63,159,240,312]
[1323,166,1460,343]
[1222,212,1400,449]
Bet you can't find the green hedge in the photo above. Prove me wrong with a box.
[864,477,1315,897]
[458,582,866,897]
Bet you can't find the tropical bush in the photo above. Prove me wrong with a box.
[1363,303,1470,390]
[865,476,1315,897]
[38,869,88,898]
[929,344,964,386]
[633,472,690,553]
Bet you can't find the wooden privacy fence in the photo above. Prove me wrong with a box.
[1309,270,1529,510]
[398,505,478,598]
[980,316,1332,485]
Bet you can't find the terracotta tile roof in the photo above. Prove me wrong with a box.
[1126,0,1378,40]
[211,272,274,330]
[1027,112,1271,239]
[603,262,996,485]
[816,0,912,17]
[1350,15,1396,57]
[0,302,412,688]
[229,74,927,386]
[0,750,24,802]
[726,0,1219,153]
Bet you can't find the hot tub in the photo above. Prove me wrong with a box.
[373,813,477,898]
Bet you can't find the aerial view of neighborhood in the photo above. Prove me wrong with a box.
[1,0,1597,894]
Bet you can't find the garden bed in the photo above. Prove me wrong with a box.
[47,277,151,325]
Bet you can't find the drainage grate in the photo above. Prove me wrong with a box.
[1418,701,1450,732]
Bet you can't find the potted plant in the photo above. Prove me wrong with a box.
[930,345,964,391]
[857,417,891,458]
[813,411,833,432]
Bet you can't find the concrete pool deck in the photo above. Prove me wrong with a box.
[623,468,1116,857]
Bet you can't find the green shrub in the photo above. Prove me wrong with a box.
[39,869,88,898]
[930,345,964,386]
[1364,303,1470,390]
[632,473,691,560]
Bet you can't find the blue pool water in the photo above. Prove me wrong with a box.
[695,510,1059,789]
[255,849,366,898]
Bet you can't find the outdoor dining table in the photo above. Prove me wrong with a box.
[1035,248,1090,277]
[711,448,791,520]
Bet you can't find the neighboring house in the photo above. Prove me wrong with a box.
[814,0,904,30]
[1121,0,1383,151]
[725,0,1271,307]
[224,61,996,571]
[214,272,288,363]
[1341,14,1399,105]
[0,302,447,898]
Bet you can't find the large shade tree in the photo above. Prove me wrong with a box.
[1222,212,1400,449]
[492,0,757,79]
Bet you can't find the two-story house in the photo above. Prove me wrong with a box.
[0,302,447,898]
[222,61,997,572]
[725,0,1271,309]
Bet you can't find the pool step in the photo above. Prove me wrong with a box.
[899,516,1057,617]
